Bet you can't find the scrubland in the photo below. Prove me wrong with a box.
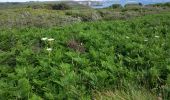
[0,2,170,100]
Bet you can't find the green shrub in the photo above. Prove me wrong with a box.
[51,3,71,10]
[111,4,122,9]
[66,11,101,21]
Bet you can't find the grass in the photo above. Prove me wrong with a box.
[93,88,157,100]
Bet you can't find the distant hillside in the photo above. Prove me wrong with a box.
[0,1,91,10]
[0,1,170,28]
[147,2,170,7]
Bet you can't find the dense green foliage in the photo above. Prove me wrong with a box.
[50,3,72,10]
[0,1,170,99]
[0,12,170,99]
[28,3,73,10]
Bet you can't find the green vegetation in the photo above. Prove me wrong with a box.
[0,1,170,100]
[0,2,170,28]
[1,12,170,99]
[150,2,170,8]
[110,4,122,9]
[50,3,72,10]
[0,1,90,10]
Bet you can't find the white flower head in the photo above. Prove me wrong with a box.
[46,48,52,51]
[161,43,165,46]
[41,37,48,41]
[126,36,130,39]
[144,39,148,42]
[48,38,55,42]
[155,35,160,38]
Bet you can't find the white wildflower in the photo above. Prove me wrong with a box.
[48,38,54,41]
[161,43,165,46]
[41,37,48,41]
[126,36,130,39]
[46,48,52,51]
[144,39,148,42]
[155,35,160,38]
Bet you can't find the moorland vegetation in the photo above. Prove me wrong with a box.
[0,2,170,100]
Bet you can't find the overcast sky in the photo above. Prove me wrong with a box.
[0,0,170,2]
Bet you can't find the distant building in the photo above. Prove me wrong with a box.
[125,0,139,5]
[78,1,103,7]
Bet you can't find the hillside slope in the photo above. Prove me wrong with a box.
[0,12,170,99]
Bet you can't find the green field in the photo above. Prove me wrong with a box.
[0,2,170,100]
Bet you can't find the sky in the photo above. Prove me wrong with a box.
[0,0,170,3]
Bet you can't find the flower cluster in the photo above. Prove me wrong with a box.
[41,37,48,41]
[46,48,52,52]
[41,37,55,52]
[155,35,160,38]
[41,37,55,42]
[48,38,55,41]
[125,36,130,39]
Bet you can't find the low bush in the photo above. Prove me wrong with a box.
[50,3,71,10]
[66,11,101,21]
[111,4,122,9]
